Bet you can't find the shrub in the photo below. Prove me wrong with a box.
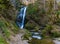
[51,31,60,38]
[27,4,39,15]
[41,24,53,38]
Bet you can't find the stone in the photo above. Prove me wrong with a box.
[20,0,37,5]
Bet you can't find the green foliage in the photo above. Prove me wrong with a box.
[12,22,19,34]
[0,20,11,38]
[55,10,60,24]
[0,0,10,9]
[0,4,6,9]
[0,0,3,3]
[34,26,40,31]
[51,31,60,38]
[22,30,32,40]
[27,4,38,15]
[55,19,60,25]
[0,21,4,27]
[56,10,60,19]
[0,36,8,44]
[16,0,23,10]
[41,24,53,38]
[2,26,10,38]
[41,24,60,38]
[56,11,60,15]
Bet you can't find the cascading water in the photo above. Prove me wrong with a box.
[16,7,27,29]
[16,6,41,39]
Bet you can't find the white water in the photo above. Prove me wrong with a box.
[16,6,42,39]
[16,7,27,29]
[31,32,42,39]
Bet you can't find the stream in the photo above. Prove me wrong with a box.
[16,4,60,44]
[16,6,27,29]
[16,6,42,39]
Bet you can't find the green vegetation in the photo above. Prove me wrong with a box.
[0,0,20,44]
[0,20,10,38]
[0,0,60,44]
[51,31,60,38]
[25,1,60,44]
[12,22,19,34]
[27,4,38,15]
[29,38,54,44]
[25,0,60,38]
[0,36,8,44]
[22,30,32,40]
[41,24,53,38]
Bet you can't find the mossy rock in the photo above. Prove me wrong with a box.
[29,38,54,44]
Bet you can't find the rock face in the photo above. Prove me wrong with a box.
[57,0,60,3]
[9,33,28,44]
[9,0,16,7]
[20,0,37,5]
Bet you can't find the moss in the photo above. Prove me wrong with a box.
[29,38,54,44]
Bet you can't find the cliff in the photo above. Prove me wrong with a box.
[20,0,37,5]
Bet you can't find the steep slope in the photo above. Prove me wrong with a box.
[0,0,20,44]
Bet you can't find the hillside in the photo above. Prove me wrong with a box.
[0,0,60,44]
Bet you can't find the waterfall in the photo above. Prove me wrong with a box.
[16,6,41,39]
[16,7,27,29]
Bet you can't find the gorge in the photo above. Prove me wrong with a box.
[0,0,60,44]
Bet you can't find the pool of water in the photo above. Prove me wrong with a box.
[31,32,42,39]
